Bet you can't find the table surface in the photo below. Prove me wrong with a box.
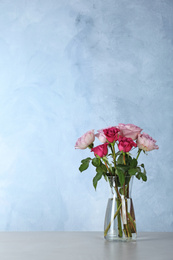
[0,232,172,260]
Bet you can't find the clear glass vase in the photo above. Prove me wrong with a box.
[104,176,137,241]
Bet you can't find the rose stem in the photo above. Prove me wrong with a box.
[136,149,142,160]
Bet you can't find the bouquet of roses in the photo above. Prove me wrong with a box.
[75,123,159,190]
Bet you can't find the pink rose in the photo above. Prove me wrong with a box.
[75,130,95,149]
[91,143,109,157]
[95,130,107,143]
[118,136,137,153]
[118,123,142,140]
[103,127,120,143]
[137,133,159,151]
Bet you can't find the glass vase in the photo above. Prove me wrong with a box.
[104,176,137,241]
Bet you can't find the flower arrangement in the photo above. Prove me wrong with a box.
[75,123,159,190]
[75,123,159,240]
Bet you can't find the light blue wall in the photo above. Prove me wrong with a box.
[0,0,172,231]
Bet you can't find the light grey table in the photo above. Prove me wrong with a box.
[0,232,172,260]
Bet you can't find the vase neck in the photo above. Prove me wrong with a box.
[108,176,133,199]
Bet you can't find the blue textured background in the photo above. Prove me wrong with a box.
[0,0,172,231]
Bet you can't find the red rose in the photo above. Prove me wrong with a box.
[103,127,120,143]
[118,136,137,153]
[91,143,108,157]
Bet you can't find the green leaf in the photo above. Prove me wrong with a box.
[100,163,107,173]
[142,174,147,181]
[136,172,147,182]
[116,168,125,186]
[93,172,103,190]
[136,173,141,180]
[128,168,138,176]
[81,157,91,164]
[116,164,128,172]
[130,158,137,168]
[92,158,101,167]
[95,163,108,175]
[141,165,147,181]
[96,166,103,174]
[79,161,90,172]
[117,154,124,164]
[125,154,132,166]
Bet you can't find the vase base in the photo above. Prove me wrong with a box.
[104,232,137,242]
